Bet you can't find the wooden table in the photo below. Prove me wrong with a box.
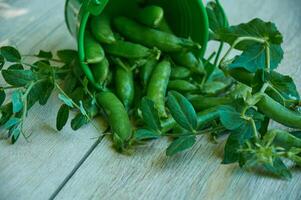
[0,0,301,199]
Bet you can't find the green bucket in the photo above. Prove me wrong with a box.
[65,0,209,90]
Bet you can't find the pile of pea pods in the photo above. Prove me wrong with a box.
[84,5,227,151]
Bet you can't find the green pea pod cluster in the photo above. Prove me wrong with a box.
[81,5,210,150]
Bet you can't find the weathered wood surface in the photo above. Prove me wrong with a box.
[0,0,301,200]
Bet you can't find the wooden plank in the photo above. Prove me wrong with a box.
[55,1,301,199]
[0,1,107,200]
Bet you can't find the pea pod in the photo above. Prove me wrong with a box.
[113,16,200,52]
[168,80,199,93]
[84,31,105,64]
[157,18,205,74]
[96,91,132,150]
[147,59,171,118]
[170,66,191,79]
[90,14,116,44]
[188,95,232,111]
[137,5,164,28]
[103,40,159,59]
[256,94,301,129]
[271,129,301,149]
[91,58,109,85]
[140,58,157,87]
[161,107,220,133]
[171,51,205,74]
[115,66,135,110]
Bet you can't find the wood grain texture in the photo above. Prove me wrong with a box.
[0,1,107,200]
[55,1,301,200]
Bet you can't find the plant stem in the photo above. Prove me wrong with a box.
[219,36,266,69]
[214,42,224,67]
[265,44,271,72]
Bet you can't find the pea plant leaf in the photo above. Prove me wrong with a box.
[38,80,54,105]
[219,105,264,164]
[2,69,36,87]
[140,97,161,132]
[217,18,283,50]
[206,0,229,34]
[263,158,292,180]
[71,113,89,131]
[4,117,21,129]
[58,93,74,108]
[0,90,6,106]
[36,50,53,59]
[0,55,5,69]
[167,91,198,132]
[10,126,21,144]
[134,129,160,141]
[56,104,69,131]
[229,43,284,72]
[267,71,300,102]
[222,131,242,164]
[8,63,24,70]
[57,49,78,64]
[12,90,23,113]
[0,46,22,62]
[166,135,196,156]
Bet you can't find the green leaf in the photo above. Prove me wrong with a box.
[218,18,283,50]
[140,97,161,132]
[4,117,20,129]
[57,49,77,63]
[8,63,23,70]
[0,55,5,69]
[0,46,21,62]
[206,0,228,33]
[58,93,74,108]
[56,104,69,131]
[38,80,54,105]
[268,71,300,102]
[2,69,36,87]
[167,91,198,132]
[291,131,301,139]
[219,105,245,130]
[36,50,53,59]
[71,113,89,131]
[229,44,283,73]
[134,129,160,141]
[0,90,6,106]
[79,101,88,116]
[0,103,13,126]
[63,73,78,95]
[12,90,23,113]
[222,132,241,164]
[166,135,196,156]
[10,126,21,144]
[263,158,292,180]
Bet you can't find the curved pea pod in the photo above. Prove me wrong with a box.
[96,91,132,151]
[168,80,199,93]
[103,40,159,59]
[171,51,205,74]
[161,107,220,133]
[140,58,157,87]
[137,5,164,28]
[170,66,191,79]
[188,95,232,111]
[90,14,116,44]
[115,67,135,110]
[256,94,301,129]
[147,59,171,118]
[91,58,109,85]
[84,31,105,64]
[113,16,200,52]
[270,129,301,149]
